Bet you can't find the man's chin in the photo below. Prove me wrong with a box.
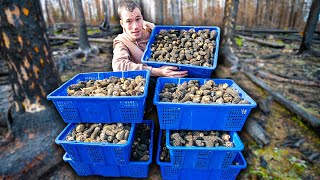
[130,33,141,40]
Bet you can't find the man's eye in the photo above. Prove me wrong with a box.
[126,20,131,23]
[136,18,141,21]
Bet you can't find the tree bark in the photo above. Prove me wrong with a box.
[58,0,66,23]
[220,0,239,73]
[0,1,65,178]
[100,0,110,31]
[95,0,101,23]
[299,0,320,53]
[73,0,91,51]
[222,0,239,47]
[0,1,60,114]
[88,2,93,24]
[155,0,164,24]
[255,0,260,27]
[172,0,181,25]
[65,0,73,22]
[45,0,54,27]
[265,0,270,27]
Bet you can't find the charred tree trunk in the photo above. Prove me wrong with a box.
[0,1,60,115]
[73,0,91,52]
[155,0,164,24]
[88,2,93,25]
[255,0,260,27]
[45,0,55,27]
[58,0,66,23]
[100,0,110,31]
[299,0,320,53]
[0,1,64,178]
[220,0,239,73]
[172,0,181,25]
[65,0,73,22]
[96,0,102,23]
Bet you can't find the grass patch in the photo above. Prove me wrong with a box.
[87,28,100,35]
[235,37,243,47]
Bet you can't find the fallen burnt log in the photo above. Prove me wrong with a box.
[236,35,285,48]
[49,36,113,43]
[255,70,320,87]
[244,72,320,129]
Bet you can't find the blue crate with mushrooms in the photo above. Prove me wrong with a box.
[141,26,220,78]
[47,70,150,123]
[153,78,257,131]
[157,130,247,180]
[56,122,136,165]
[62,120,154,178]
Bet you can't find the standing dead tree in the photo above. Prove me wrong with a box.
[45,0,54,28]
[100,0,110,31]
[0,0,64,178]
[220,0,240,73]
[58,0,66,23]
[70,0,99,60]
[298,0,320,54]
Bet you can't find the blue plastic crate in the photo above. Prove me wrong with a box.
[154,78,257,131]
[141,25,220,78]
[47,70,150,123]
[56,123,135,165]
[166,130,244,169]
[62,120,154,178]
[157,131,247,180]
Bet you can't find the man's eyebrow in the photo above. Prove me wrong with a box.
[124,17,134,21]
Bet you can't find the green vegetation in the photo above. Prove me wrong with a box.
[87,28,100,35]
[235,37,243,47]
[276,39,284,44]
[54,30,62,35]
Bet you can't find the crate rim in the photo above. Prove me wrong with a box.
[47,70,150,100]
[153,77,257,107]
[141,25,220,70]
[55,123,135,147]
[165,131,244,151]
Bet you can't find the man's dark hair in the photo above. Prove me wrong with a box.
[118,1,141,19]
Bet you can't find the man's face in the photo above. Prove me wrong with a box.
[120,8,143,40]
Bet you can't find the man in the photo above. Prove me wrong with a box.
[112,1,188,78]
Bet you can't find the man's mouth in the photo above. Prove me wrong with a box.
[132,31,140,36]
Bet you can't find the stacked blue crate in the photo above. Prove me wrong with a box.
[157,131,247,180]
[143,26,254,180]
[47,70,154,178]
[152,77,256,179]
[152,78,256,179]
[62,120,154,178]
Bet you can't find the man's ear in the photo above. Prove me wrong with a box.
[120,19,123,28]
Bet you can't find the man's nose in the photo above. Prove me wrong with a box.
[132,21,139,29]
